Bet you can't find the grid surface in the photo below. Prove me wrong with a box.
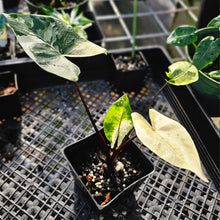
[89,0,200,62]
[0,70,219,219]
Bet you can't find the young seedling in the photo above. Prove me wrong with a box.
[131,0,137,60]
[38,4,93,39]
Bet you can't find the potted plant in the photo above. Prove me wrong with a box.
[110,0,147,92]
[38,4,93,39]
[24,0,89,14]
[38,3,104,44]
[1,12,209,210]
[166,15,220,115]
[110,50,148,92]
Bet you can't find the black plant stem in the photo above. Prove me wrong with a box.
[144,81,168,113]
[74,82,111,161]
[111,135,137,163]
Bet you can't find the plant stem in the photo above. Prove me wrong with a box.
[192,42,197,49]
[111,135,137,162]
[74,82,111,160]
[74,82,99,134]
[144,81,168,113]
[131,0,137,59]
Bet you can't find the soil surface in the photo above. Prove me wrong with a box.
[76,146,145,206]
[0,83,17,96]
[113,53,146,72]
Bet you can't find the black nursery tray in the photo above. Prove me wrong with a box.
[0,47,219,219]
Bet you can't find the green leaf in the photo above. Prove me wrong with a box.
[165,61,198,85]
[167,25,197,46]
[0,14,5,36]
[192,36,220,70]
[104,94,133,149]
[3,13,106,82]
[208,70,220,80]
[131,110,209,182]
[38,5,91,39]
[207,15,220,28]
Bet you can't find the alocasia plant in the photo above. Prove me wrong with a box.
[2,13,106,81]
[1,13,208,185]
[104,94,208,183]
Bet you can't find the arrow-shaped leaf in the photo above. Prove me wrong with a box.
[165,61,198,85]
[3,13,107,82]
[104,94,133,149]
[192,36,220,70]
[131,109,209,182]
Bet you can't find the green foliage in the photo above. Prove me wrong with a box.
[166,15,220,84]
[38,4,93,39]
[131,0,137,59]
[104,94,133,149]
[207,15,220,28]
[192,36,220,70]
[166,25,197,46]
[165,61,198,85]
[2,13,106,82]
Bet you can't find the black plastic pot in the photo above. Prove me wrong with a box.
[2,0,20,9]
[24,0,89,14]
[110,51,148,92]
[0,71,21,119]
[84,11,104,44]
[186,27,220,116]
[62,130,154,211]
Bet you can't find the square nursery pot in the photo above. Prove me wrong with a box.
[110,51,148,92]
[84,11,104,44]
[62,130,154,211]
[0,71,21,119]
[3,0,20,9]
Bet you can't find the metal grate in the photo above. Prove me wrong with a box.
[89,0,200,62]
[0,68,219,219]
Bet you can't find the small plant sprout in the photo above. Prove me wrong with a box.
[1,12,209,191]
[131,0,137,59]
[38,4,93,39]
